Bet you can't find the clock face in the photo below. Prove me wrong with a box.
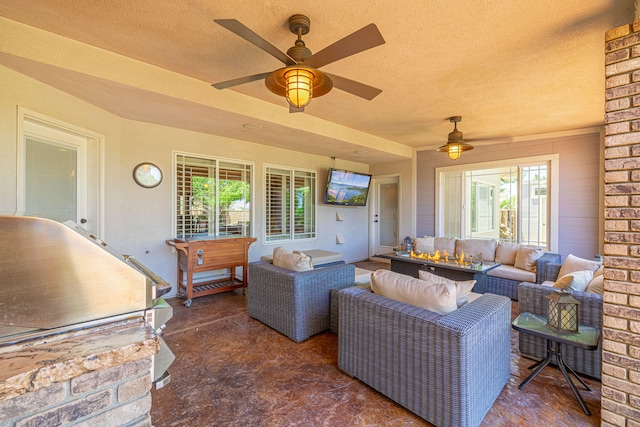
[133,163,162,188]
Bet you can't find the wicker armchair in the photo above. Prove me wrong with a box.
[338,286,511,427]
[247,261,355,343]
[517,262,603,379]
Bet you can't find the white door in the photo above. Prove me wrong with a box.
[370,176,399,256]
[18,111,102,234]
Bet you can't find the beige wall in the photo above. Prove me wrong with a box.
[369,159,415,247]
[0,66,372,297]
[415,132,602,259]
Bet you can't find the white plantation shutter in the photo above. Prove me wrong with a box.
[293,171,315,239]
[265,166,315,242]
[175,154,251,239]
[265,167,290,242]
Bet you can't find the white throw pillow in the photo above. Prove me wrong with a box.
[514,246,544,272]
[414,236,435,254]
[495,242,520,266]
[418,270,476,307]
[557,254,601,278]
[553,269,594,292]
[371,270,457,315]
[272,247,313,272]
[455,239,497,262]
[433,237,457,256]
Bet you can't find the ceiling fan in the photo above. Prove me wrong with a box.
[437,116,475,160]
[211,14,385,112]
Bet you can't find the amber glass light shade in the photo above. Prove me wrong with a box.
[265,66,332,109]
[285,68,314,108]
[436,141,473,161]
[447,143,462,160]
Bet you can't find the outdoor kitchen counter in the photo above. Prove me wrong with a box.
[0,317,158,401]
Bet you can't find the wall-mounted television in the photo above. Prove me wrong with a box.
[323,168,372,206]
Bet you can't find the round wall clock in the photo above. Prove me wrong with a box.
[133,162,162,188]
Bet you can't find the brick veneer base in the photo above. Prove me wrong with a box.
[602,19,640,426]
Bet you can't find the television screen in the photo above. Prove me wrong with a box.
[323,168,372,206]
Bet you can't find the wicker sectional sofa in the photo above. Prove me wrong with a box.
[413,236,561,300]
[337,286,511,427]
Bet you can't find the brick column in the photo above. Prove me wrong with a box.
[603,21,640,426]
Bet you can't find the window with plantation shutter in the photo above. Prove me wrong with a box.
[265,166,315,242]
[175,153,252,239]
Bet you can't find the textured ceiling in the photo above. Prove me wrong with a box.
[0,1,636,164]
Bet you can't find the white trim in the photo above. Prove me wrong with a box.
[171,150,255,239]
[263,163,318,244]
[369,173,401,257]
[411,148,417,238]
[434,154,559,251]
[16,107,105,236]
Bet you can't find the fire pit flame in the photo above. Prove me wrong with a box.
[410,249,476,268]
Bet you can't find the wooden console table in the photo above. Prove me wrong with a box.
[166,236,256,307]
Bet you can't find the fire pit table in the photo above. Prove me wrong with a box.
[378,251,500,293]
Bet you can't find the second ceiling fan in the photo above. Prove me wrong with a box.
[211,14,385,112]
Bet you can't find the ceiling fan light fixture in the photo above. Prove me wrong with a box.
[285,68,314,108]
[437,116,474,160]
[265,66,333,108]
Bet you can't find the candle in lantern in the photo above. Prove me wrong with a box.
[561,309,571,330]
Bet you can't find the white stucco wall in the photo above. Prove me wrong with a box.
[0,66,372,297]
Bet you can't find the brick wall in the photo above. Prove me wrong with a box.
[0,358,153,427]
[603,20,640,426]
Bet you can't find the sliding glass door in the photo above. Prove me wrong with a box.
[437,159,552,248]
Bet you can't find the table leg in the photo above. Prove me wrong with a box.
[560,358,591,391]
[556,343,591,416]
[519,340,553,390]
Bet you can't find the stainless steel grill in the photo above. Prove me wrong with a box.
[0,215,175,388]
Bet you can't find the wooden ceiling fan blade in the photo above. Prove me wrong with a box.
[325,73,382,100]
[214,19,296,66]
[304,23,385,69]
[211,72,271,90]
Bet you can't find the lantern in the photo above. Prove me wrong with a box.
[546,288,580,334]
[403,236,414,253]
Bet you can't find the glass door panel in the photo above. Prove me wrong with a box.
[25,138,78,223]
[378,180,398,247]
